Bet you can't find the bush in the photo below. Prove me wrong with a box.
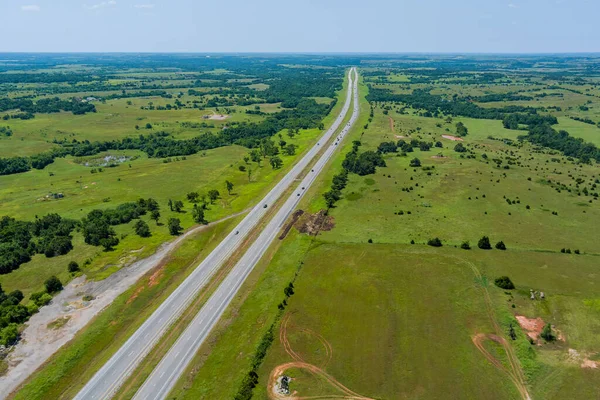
[0,323,20,346]
[427,237,442,247]
[494,276,515,290]
[460,241,471,250]
[68,261,80,273]
[478,236,492,250]
[495,241,507,250]
[168,218,183,236]
[44,275,63,293]
[134,220,151,237]
[30,291,53,307]
[409,158,421,167]
[541,323,555,341]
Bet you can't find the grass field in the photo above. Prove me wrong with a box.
[164,72,600,400]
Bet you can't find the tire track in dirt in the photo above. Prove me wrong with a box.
[268,315,372,400]
[388,117,394,133]
[457,258,531,400]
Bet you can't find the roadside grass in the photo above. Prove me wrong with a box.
[10,215,241,400]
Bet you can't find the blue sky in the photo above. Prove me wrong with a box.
[1,0,597,53]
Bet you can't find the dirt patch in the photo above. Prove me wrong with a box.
[389,117,394,132]
[295,210,334,236]
[279,210,304,240]
[148,267,164,287]
[394,135,408,139]
[203,113,229,121]
[568,348,599,369]
[431,154,447,159]
[442,134,464,141]
[515,315,545,341]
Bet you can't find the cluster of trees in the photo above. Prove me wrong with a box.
[0,126,12,136]
[82,198,159,250]
[502,113,558,130]
[494,276,515,290]
[342,140,386,176]
[0,214,77,275]
[471,93,533,103]
[366,87,540,121]
[0,274,66,346]
[0,99,331,176]
[523,124,600,163]
[0,97,96,116]
[323,170,349,208]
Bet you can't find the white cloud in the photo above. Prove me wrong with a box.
[508,3,518,8]
[85,1,117,10]
[21,5,41,12]
[134,4,155,9]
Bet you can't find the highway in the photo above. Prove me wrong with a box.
[132,67,360,400]
[74,68,358,400]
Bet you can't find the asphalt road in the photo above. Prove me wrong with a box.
[74,68,358,400]
[132,68,360,400]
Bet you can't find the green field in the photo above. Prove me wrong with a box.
[167,66,600,400]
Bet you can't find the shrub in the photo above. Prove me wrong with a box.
[494,276,515,290]
[427,237,442,247]
[460,241,471,250]
[495,241,507,250]
[409,158,421,167]
[68,261,80,273]
[44,276,63,293]
[478,236,492,250]
[541,323,555,342]
[134,220,151,237]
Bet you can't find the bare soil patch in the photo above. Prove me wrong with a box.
[442,134,464,141]
[515,315,545,341]
[295,210,335,236]
[389,117,394,132]
[279,210,304,240]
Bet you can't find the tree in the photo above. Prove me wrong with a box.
[541,323,555,342]
[269,156,283,169]
[456,122,468,137]
[45,275,63,293]
[150,209,161,224]
[186,192,200,203]
[284,282,294,297]
[134,220,151,237]
[454,143,467,153]
[477,236,492,250]
[250,149,261,165]
[495,241,507,250]
[409,158,421,167]
[168,218,183,235]
[494,276,515,290]
[68,261,80,273]
[208,189,220,203]
[226,180,234,195]
[168,199,173,211]
[192,204,207,224]
[145,123,152,129]
[99,236,119,251]
[173,200,184,212]
[283,144,297,156]
[460,241,471,250]
[323,190,341,208]
[427,237,443,247]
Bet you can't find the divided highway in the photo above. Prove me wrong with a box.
[133,67,360,400]
[74,68,359,400]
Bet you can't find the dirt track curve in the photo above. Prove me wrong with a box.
[267,315,373,400]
